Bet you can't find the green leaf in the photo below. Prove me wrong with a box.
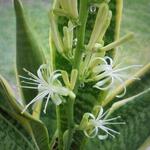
[85,88,150,150]
[0,75,50,150]
[14,0,44,105]
[0,107,35,150]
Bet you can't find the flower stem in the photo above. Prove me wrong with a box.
[65,0,89,149]
[56,106,63,150]
[64,98,75,150]
[73,0,89,70]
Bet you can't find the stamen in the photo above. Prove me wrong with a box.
[113,65,142,73]
[21,90,49,114]
[96,109,109,121]
[23,68,39,80]
[100,126,116,138]
[43,93,51,114]
[103,126,120,134]
[103,122,125,125]
[21,81,39,85]
[19,75,39,83]
[104,116,121,121]
[19,85,38,90]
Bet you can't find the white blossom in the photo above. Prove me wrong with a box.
[92,56,141,97]
[19,64,75,114]
[84,107,125,140]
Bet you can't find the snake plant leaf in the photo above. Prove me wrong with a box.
[102,63,150,107]
[0,75,50,150]
[14,0,44,105]
[84,88,150,150]
[0,107,35,150]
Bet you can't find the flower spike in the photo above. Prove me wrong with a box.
[20,64,75,114]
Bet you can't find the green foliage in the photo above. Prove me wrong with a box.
[0,108,35,150]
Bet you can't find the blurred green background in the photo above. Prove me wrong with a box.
[0,0,150,149]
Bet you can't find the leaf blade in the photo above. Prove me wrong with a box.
[14,0,44,105]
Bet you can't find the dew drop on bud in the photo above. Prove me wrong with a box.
[89,5,96,14]
[80,83,85,88]
[73,38,77,47]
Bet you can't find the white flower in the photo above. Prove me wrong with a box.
[92,56,141,97]
[19,64,75,114]
[84,107,125,140]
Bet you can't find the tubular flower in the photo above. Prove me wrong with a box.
[83,107,125,140]
[92,56,141,97]
[19,64,75,114]
[59,0,78,19]
[87,3,112,51]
